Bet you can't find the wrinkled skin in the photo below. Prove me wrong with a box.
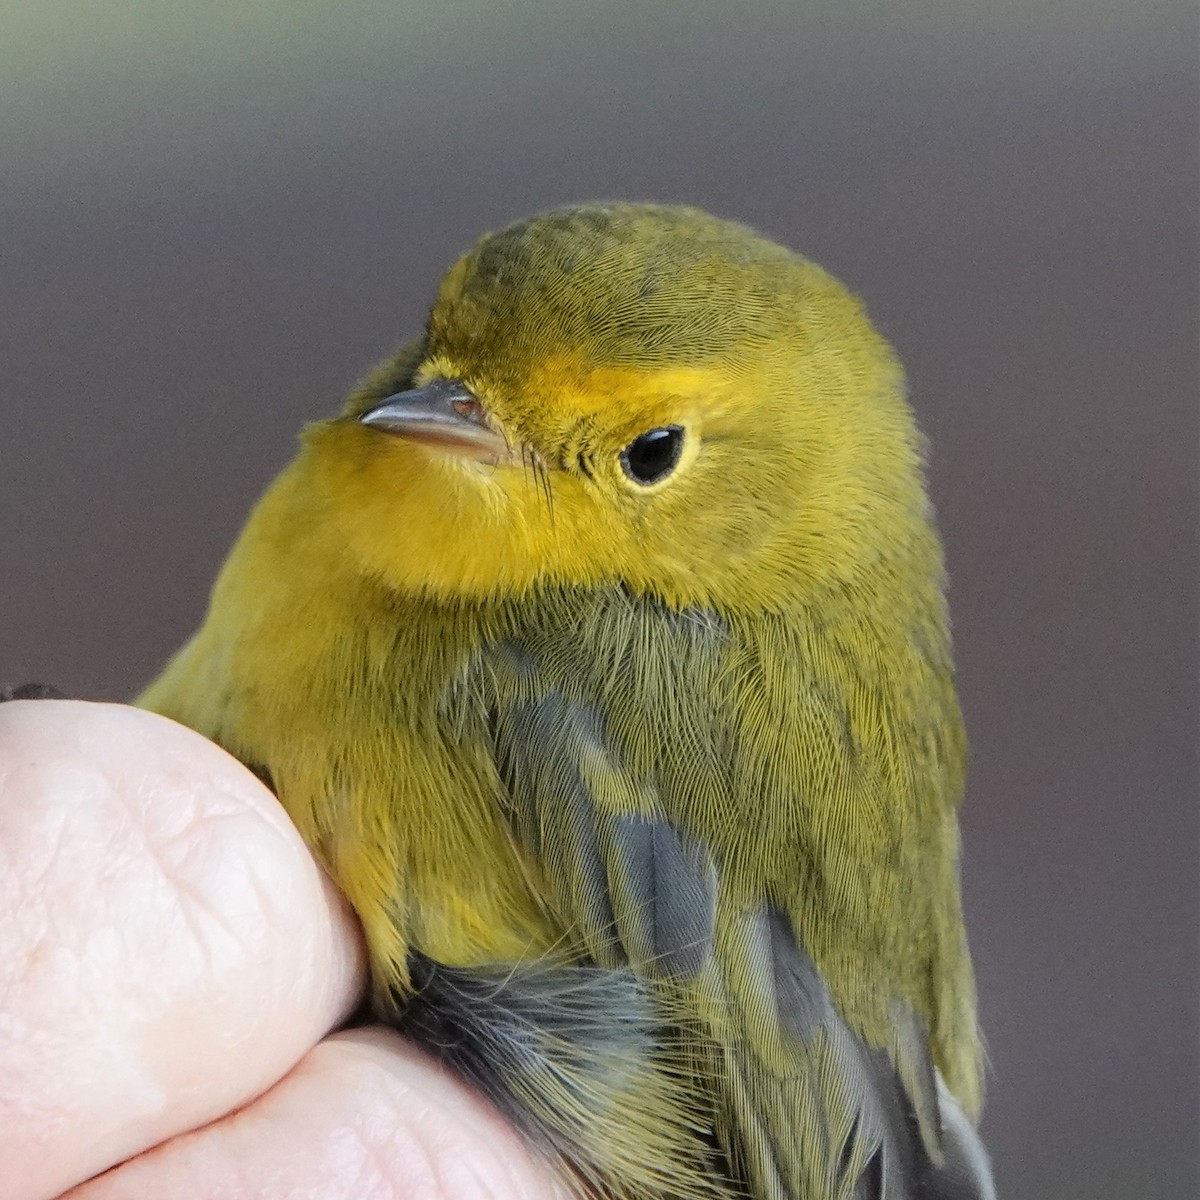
[0,701,565,1200]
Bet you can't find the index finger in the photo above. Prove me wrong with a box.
[0,701,367,1200]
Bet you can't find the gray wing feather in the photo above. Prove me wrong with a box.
[463,607,995,1200]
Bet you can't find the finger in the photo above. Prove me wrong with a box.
[66,1028,569,1200]
[0,701,367,1200]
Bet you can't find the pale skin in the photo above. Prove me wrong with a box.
[0,701,565,1200]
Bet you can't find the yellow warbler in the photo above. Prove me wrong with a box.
[141,204,994,1199]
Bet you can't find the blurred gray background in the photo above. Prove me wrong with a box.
[2,3,1196,1196]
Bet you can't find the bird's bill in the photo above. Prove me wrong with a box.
[358,379,512,461]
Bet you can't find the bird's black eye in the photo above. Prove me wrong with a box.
[619,426,685,486]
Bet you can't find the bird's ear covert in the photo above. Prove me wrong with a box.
[619,426,685,486]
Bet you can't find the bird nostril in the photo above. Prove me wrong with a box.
[451,397,488,425]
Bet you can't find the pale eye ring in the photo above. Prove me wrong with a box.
[620,426,685,486]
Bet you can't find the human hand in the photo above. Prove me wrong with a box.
[0,701,564,1200]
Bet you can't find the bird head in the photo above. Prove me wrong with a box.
[302,205,933,612]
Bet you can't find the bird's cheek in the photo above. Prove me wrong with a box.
[496,478,624,592]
